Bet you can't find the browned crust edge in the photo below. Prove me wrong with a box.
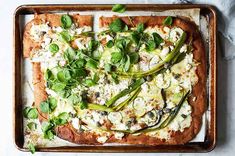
[24,15,206,145]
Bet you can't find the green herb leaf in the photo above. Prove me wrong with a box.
[40,101,50,113]
[73,59,86,68]
[49,43,59,54]
[104,63,112,72]
[93,73,99,83]
[68,94,81,105]
[23,107,38,119]
[86,59,98,69]
[27,122,37,130]
[131,31,141,45]
[80,101,88,110]
[57,112,69,125]
[85,79,96,87]
[49,97,57,111]
[124,55,131,72]
[129,52,139,64]
[145,40,156,51]
[60,31,71,42]
[111,52,123,64]
[152,33,163,47]
[41,122,54,140]
[137,23,145,33]
[111,73,119,84]
[106,40,114,48]
[64,47,76,62]
[112,4,126,13]
[61,14,73,29]
[88,39,99,51]
[45,69,54,80]
[57,69,71,82]
[27,143,36,154]
[163,16,173,26]
[51,82,66,92]
[109,19,126,33]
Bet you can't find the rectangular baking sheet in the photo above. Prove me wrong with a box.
[13,4,217,152]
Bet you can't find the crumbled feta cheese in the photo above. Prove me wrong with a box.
[75,26,92,34]
[180,44,187,53]
[174,86,182,93]
[141,83,150,93]
[71,118,80,129]
[97,136,108,143]
[114,132,125,140]
[163,26,170,34]
[149,55,160,69]
[52,26,63,33]
[30,23,51,41]
[161,47,170,57]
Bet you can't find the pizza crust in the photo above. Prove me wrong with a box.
[23,15,206,145]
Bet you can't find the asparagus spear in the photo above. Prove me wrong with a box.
[117,32,187,78]
[87,103,115,112]
[105,78,145,107]
[132,90,190,134]
[113,87,141,111]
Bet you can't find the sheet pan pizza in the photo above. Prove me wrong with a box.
[23,12,206,146]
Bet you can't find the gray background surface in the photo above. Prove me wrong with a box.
[0,0,234,155]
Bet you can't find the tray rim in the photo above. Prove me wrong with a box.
[13,3,217,153]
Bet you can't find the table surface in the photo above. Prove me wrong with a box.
[1,0,234,155]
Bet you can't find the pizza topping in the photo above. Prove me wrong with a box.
[25,15,200,144]
[112,4,126,13]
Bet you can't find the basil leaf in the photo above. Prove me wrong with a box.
[27,143,36,154]
[93,73,99,83]
[57,112,69,125]
[106,40,114,48]
[27,122,37,130]
[73,59,86,68]
[129,52,139,64]
[61,14,73,29]
[145,40,156,51]
[88,39,99,51]
[109,19,126,33]
[44,129,54,140]
[51,82,66,92]
[111,52,123,64]
[68,94,81,105]
[153,33,163,47]
[41,122,53,132]
[45,69,54,80]
[80,101,88,110]
[104,63,112,72]
[60,31,71,42]
[124,55,131,72]
[23,107,31,118]
[131,31,141,45]
[74,68,87,77]
[163,16,173,26]
[86,59,98,69]
[85,79,96,87]
[137,23,144,33]
[23,107,38,119]
[49,43,59,54]
[111,73,119,84]
[64,47,76,62]
[49,97,57,111]
[40,101,50,113]
[112,4,126,13]
[57,69,71,82]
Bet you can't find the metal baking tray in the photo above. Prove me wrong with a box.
[13,4,217,153]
